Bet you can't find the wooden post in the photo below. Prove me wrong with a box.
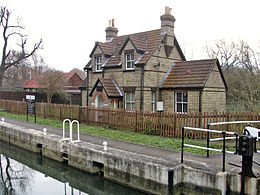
[78,106,80,122]
[59,105,62,121]
[86,106,89,125]
[43,103,46,119]
[174,113,177,137]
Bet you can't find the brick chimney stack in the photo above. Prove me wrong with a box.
[160,7,175,46]
[105,19,118,42]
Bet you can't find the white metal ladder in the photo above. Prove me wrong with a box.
[61,119,80,142]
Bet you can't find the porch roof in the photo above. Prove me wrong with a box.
[89,78,123,98]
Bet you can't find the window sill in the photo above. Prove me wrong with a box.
[123,69,135,72]
[93,71,102,74]
[176,112,188,115]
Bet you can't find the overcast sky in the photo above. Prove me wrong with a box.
[1,0,260,72]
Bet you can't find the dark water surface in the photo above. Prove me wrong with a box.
[0,140,147,195]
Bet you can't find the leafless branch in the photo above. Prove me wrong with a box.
[0,6,42,87]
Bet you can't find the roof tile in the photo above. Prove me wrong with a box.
[85,29,167,69]
[161,59,218,88]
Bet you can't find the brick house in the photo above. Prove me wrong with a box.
[80,7,227,113]
[23,71,83,104]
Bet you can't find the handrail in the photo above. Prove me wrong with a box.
[61,119,81,142]
[62,119,71,141]
[207,121,260,157]
[181,126,238,172]
[184,127,237,135]
[71,120,80,143]
[208,121,260,126]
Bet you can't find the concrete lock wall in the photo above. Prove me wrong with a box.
[0,121,259,194]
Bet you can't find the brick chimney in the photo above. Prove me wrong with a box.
[105,19,118,42]
[160,7,175,46]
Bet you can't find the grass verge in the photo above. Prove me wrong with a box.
[0,111,236,155]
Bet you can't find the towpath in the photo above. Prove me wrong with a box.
[3,117,260,176]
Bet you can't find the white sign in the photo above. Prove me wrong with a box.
[157,101,164,111]
[26,95,35,100]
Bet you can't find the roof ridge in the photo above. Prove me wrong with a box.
[112,29,161,40]
[176,59,217,63]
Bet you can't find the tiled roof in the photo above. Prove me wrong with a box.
[23,72,83,89]
[23,75,43,89]
[89,78,123,98]
[64,72,75,82]
[84,29,184,69]
[161,59,225,88]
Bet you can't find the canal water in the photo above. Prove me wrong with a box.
[0,140,147,195]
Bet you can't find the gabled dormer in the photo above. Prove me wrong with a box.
[119,36,149,71]
[83,7,185,72]
[119,38,138,71]
[89,42,111,73]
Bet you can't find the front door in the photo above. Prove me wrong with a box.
[95,95,104,108]
[95,95,104,122]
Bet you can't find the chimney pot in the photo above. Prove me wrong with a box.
[112,19,115,27]
[105,19,118,42]
[165,6,172,15]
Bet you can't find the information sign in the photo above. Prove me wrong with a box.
[26,95,36,123]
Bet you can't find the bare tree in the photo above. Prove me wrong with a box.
[205,40,260,111]
[0,155,33,194]
[0,6,42,87]
[30,53,48,75]
[37,69,68,103]
[205,40,240,72]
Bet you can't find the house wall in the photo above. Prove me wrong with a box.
[83,36,184,112]
[142,42,183,112]
[81,90,87,106]
[201,65,226,113]
[66,74,83,86]
[188,91,200,113]
[160,90,200,113]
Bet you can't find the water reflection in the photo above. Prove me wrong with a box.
[0,154,35,194]
[0,140,146,195]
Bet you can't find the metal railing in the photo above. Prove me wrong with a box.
[207,121,260,156]
[181,126,238,172]
[62,119,80,142]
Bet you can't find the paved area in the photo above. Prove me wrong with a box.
[2,117,260,176]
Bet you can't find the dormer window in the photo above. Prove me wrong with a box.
[95,56,102,72]
[126,53,134,70]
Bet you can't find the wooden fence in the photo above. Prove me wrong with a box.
[0,99,259,138]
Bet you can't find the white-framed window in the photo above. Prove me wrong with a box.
[126,53,134,70]
[95,56,102,72]
[113,101,117,109]
[175,92,188,113]
[151,91,156,113]
[125,91,135,110]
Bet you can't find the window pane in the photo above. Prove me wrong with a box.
[126,54,130,61]
[183,93,188,102]
[126,53,134,69]
[131,53,134,60]
[176,93,182,102]
[183,103,188,113]
[132,102,135,110]
[152,92,155,102]
[130,92,135,101]
[126,103,131,110]
[125,92,130,101]
[177,103,182,112]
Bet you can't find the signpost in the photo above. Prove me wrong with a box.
[26,95,36,123]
